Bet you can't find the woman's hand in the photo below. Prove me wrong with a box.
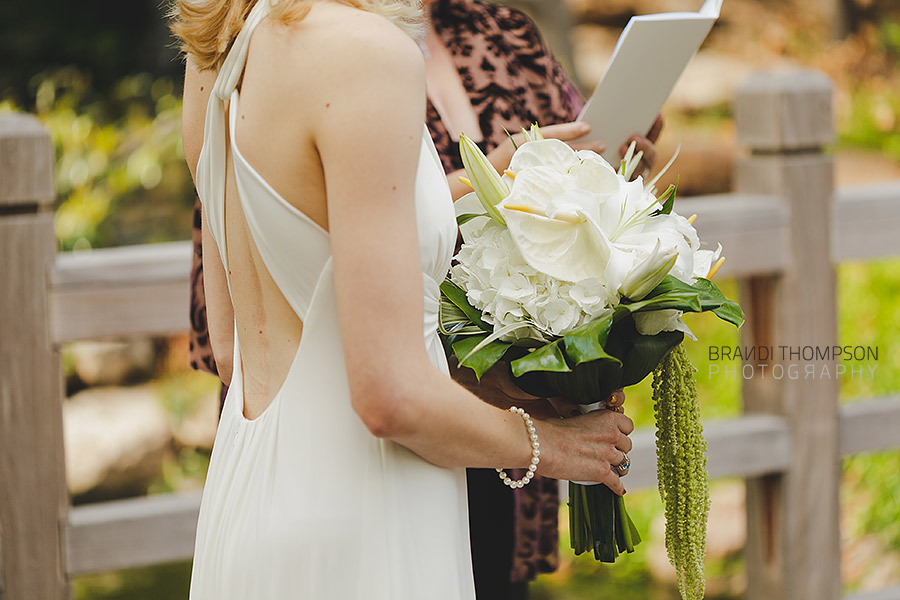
[537,407,634,496]
[545,388,626,418]
[487,121,606,173]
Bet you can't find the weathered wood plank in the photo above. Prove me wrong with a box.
[625,414,792,491]
[50,241,191,287]
[0,114,55,208]
[0,214,71,599]
[50,280,191,343]
[736,69,841,600]
[845,588,900,600]
[833,183,900,262]
[42,196,791,345]
[41,195,791,345]
[62,413,790,576]
[58,400,899,576]
[49,242,191,343]
[839,397,900,455]
[734,68,833,152]
[66,492,201,576]
[677,194,789,277]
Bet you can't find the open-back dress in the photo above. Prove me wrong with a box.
[189,2,476,597]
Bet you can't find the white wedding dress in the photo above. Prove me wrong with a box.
[189,2,475,598]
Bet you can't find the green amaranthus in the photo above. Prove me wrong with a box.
[653,343,709,600]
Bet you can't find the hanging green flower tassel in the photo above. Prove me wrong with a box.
[652,343,709,600]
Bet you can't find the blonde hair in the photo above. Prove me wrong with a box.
[170,0,424,71]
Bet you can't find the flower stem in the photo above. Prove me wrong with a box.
[568,482,640,563]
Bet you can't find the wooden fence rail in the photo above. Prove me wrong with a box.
[2,67,900,599]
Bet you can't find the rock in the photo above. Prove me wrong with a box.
[64,385,172,500]
[67,338,158,387]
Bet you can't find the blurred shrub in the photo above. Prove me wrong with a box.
[2,67,195,250]
[832,19,900,160]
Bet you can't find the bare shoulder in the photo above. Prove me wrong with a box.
[278,3,423,84]
[182,55,219,179]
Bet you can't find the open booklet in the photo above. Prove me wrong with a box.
[576,0,724,165]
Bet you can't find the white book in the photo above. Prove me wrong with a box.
[576,0,723,164]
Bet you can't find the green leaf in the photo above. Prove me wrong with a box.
[616,289,702,315]
[452,335,512,380]
[618,327,684,388]
[502,126,519,151]
[691,278,745,327]
[651,178,678,216]
[438,295,482,336]
[456,212,485,227]
[644,276,744,327]
[439,279,491,332]
[563,314,620,365]
[510,340,572,377]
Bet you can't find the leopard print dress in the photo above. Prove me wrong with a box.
[188,0,584,585]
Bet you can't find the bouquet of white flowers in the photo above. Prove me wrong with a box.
[440,126,742,600]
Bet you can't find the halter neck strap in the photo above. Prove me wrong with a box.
[213,0,272,101]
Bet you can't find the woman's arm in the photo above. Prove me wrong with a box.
[182,57,235,385]
[313,14,631,493]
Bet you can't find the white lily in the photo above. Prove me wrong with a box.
[459,133,508,225]
[520,122,545,143]
[619,240,678,301]
[618,139,644,181]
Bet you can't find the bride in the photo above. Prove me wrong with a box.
[172,0,634,596]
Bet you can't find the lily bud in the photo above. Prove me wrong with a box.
[521,123,544,143]
[459,133,508,225]
[620,241,678,300]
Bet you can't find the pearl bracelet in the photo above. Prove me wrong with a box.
[496,406,541,489]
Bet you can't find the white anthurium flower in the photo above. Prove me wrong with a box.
[507,138,580,173]
[570,151,623,196]
[498,187,634,287]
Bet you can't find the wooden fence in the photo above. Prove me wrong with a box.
[2,67,900,599]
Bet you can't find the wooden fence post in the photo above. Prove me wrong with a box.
[734,69,840,600]
[0,113,71,599]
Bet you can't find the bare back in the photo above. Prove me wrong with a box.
[183,4,359,418]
